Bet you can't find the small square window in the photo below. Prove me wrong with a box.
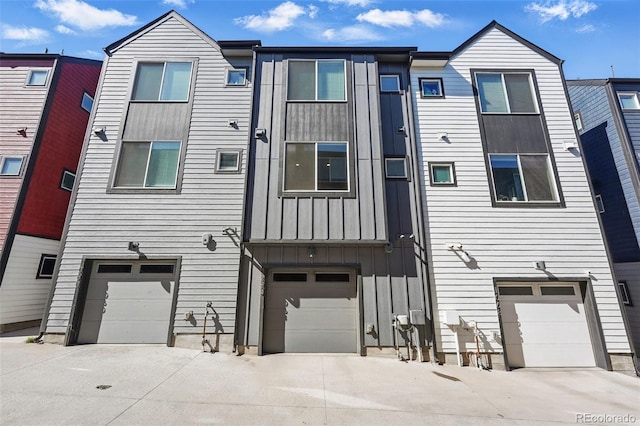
[574,111,583,131]
[27,70,49,86]
[1,156,24,176]
[60,170,75,191]
[595,194,605,213]
[380,75,400,92]
[226,69,247,86]
[618,92,640,110]
[618,281,632,306]
[36,254,57,279]
[81,92,94,112]
[216,150,242,173]
[385,158,408,178]
[419,78,444,98]
[429,162,456,186]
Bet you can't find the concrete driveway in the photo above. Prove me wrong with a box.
[1,329,638,425]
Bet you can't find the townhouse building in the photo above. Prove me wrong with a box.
[0,53,101,332]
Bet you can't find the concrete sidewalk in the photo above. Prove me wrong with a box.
[1,329,638,425]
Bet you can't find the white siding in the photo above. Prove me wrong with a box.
[614,261,640,352]
[0,234,59,325]
[45,16,251,335]
[412,28,630,354]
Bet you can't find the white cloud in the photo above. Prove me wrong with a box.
[308,4,319,19]
[162,0,194,9]
[55,24,76,34]
[321,25,383,42]
[34,0,138,31]
[356,8,446,28]
[323,0,372,6]
[234,1,308,32]
[525,0,597,23]
[80,49,103,59]
[1,24,49,45]
[575,23,595,33]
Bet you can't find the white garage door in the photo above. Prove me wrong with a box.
[77,262,176,344]
[263,270,357,353]
[498,282,596,368]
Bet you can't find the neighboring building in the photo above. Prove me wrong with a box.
[410,22,635,371]
[40,11,259,347]
[0,53,101,332]
[567,78,640,355]
[236,47,431,356]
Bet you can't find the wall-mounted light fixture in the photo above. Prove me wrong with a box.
[437,132,449,142]
[93,126,106,136]
[563,140,578,151]
[446,242,463,251]
[308,247,316,258]
[534,260,546,270]
[16,127,27,137]
[254,128,266,139]
[228,119,238,128]
[127,241,139,252]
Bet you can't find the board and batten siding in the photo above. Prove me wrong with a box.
[412,28,630,354]
[0,235,59,324]
[614,262,640,352]
[0,59,53,248]
[245,53,387,242]
[45,16,251,336]
[568,83,640,250]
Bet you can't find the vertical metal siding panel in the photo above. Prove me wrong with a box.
[281,197,298,239]
[297,197,312,240]
[313,197,328,240]
[328,197,344,240]
[250,159,269,240]
[267,159,283,240]
[255,59,274,160]
[359,246,377,347]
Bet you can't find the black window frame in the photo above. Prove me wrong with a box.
[419,77,444,98]
[475,71,538,114]
[618,281,633,306]
[225,68,248,87]
[36,254,57,279]
[428,161,456,186]
[60,169,76,192]
[286,59,347,102]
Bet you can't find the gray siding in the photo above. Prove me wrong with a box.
[245,54,387,242]
[413,28,630,355]
[614,261,640,353]
[45,15,252,337]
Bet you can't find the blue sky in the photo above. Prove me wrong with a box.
[0,0,638,79]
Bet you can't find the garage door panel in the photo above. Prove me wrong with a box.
[102,299,173,321]
[85,279,108,299]
[281,330,357,353]
[107,281,173,299]
[93,320,170,344]
[80,300,108,322]
[511,302,585,321]
[264,308,356,330]
[508,343,596,367]
[503,321,592,344]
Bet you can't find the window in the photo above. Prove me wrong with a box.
[419,78,444,98]
[429,162,456,186]
[140,264,174,274]
[215,150,241,173]
[284,142,348,191]
[27,70,48,86]
[574,111,583,131]
[287,60,346,101]
[60,170,75,191]
[226,69,247,86]
[618,92,640,110]
[273,273,308,282]
[595,194,605,213]
[81,92,94,112]
[114,141,181,188]
[489,154,556,202]
[97,264,133,274]
[618,281,632,306]
[380,75,400,92]
[476,72,537,113]
[132,62,193,101]
[540,286,575,296]
[498,286,533,296]
[0,156,24,176]
[315,273,350,282]
[36,254,56,279]
[385,158,408,179]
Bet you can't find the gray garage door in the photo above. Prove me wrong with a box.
[263,270,358,353]
[77,261,177,344]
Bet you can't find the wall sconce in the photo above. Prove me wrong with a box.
[127,241,139,252]
[254,128,266,139]
[534,260,546,270]
[437,132,449,142]
[228,119,238,128]
[563,140,578,150]
[93,126,106,136]
[308,247,316,258]
[446,242,463,251]
[17,127,27,137]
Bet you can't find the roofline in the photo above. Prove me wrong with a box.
[409,51,452,60]
[566,78,640,86]
[254,46,417,55]
[0,53,101,65]
[104,10,175,54]
[453,20,563,65]
[218,40,262,49]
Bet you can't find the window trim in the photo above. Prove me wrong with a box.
[385,157,409,179]
[36,254,57,279]
[0,155,25,177]
[475,71,539,114]
[617,92,640,110]
[215,149,242,173]
[130,60,194,102]
[574,111,584,131]
[595,194,605,213]
[225,68,248,87]
[428,162,456,186]
[81,92,94,113]
[419,77,444,98]
[111,140,183,191]
[26,69,50,87]
[618,281,632,306]
[380,75,401,93]
[488,153,559,204]
[281,140,351,195]
[60,169,76,192]
[286,59,347,102]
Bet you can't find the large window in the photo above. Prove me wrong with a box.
[284,142,348,191]
[287,60,346,101]
[132,62,192,101]
[489,154,556,202]
[114,141,181,188]
[476,72,537,113]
